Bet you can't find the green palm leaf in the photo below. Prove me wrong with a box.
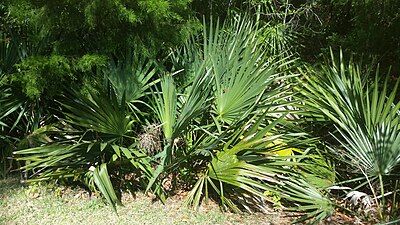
[300,50,400,178]
[93,163,123,212]
[106,54,160,113]
[152,75,177,142]
[60,88,132,138]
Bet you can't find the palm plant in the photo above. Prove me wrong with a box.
[300,50,400,220]
[11,40,169,208]
[148,62,213,191]
[0,85,25,178]
[186,115,334,217]
[206,18,281,124]
[149,15,334,223]
[151,15,282,177]
[14,87,165,211]
[0,32,31,178]
[181,15,293,125]
[11,13,337,223]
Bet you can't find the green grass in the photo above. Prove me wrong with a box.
[0,178,289,225]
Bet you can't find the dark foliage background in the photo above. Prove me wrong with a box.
[1,0,398,99]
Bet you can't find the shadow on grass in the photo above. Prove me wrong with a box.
[0,176,24,197]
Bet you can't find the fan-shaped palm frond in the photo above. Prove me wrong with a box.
[60,88,132,138]
[106,53,160,114]
[300,50,400,219]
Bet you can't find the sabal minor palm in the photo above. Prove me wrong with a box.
[300,50,400,218]
[15,87,165,211]
[151,15,334,222]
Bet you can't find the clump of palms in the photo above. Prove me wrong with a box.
[150,14,334,222]
[300,50,400,221]
[12,14,336,224]
[11,48,166,209]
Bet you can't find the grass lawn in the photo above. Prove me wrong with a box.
[0,178,290,225]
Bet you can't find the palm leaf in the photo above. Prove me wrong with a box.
[106,54,160,112]
[93,163,123,212]
[59,88,132,138]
